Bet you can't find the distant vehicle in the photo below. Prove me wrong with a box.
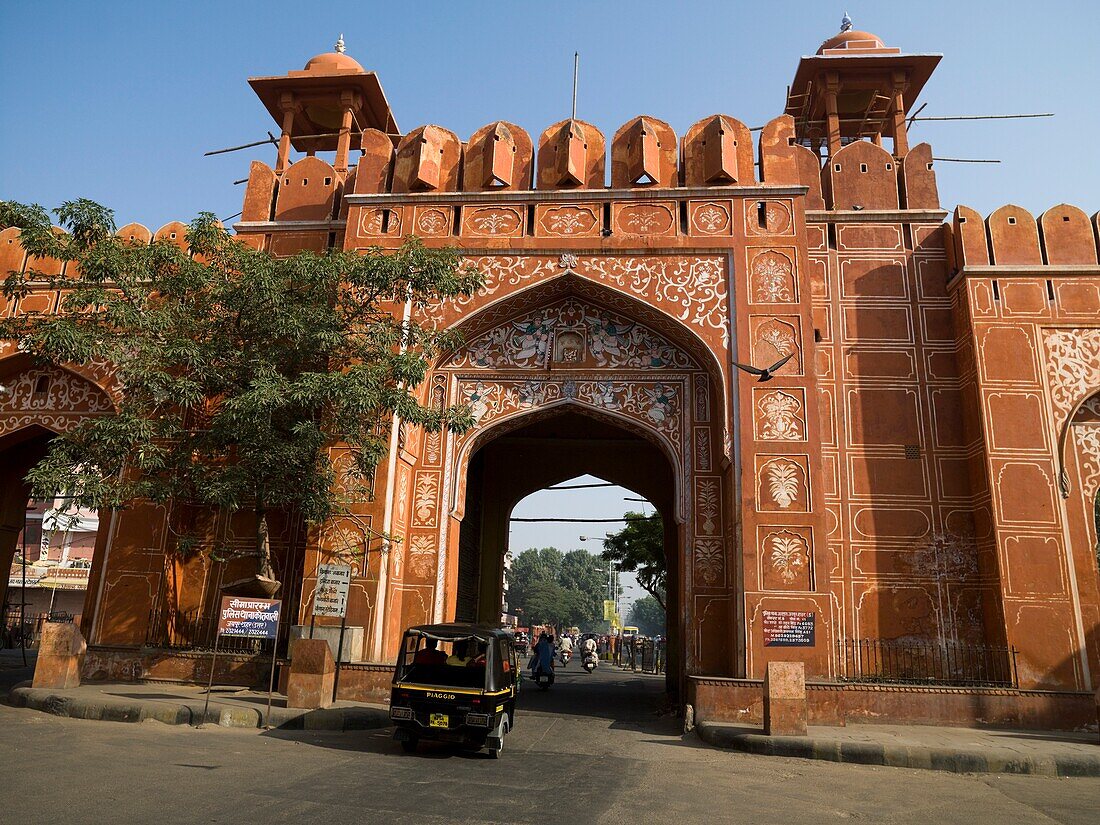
[621,625,639,638]
[389,623,519,759]
[513,632,530,655]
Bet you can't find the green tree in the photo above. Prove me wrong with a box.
[627,595,666,637]
[507,547,563,612]
[560,548,607,622]
[507,546,608,630]
[602,512,666,609]
[0,199,481,592]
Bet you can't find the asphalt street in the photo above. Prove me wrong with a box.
[1,662,1098,824]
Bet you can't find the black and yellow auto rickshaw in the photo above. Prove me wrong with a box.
[389,623,520,758]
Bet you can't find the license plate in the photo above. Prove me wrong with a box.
[429,713,449,728]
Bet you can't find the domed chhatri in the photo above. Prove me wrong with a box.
[816,15,898,55]
[302,34,365,74]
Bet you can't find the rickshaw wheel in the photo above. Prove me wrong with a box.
[401,738,418,753]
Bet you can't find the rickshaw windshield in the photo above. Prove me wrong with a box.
[396,632,490,690]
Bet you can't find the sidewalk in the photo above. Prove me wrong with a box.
[8,680,390,731]
[697,720,1100,777]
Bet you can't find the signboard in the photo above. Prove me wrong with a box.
[313,563,352,618]
[217,596,281,639]
[603,600,617,621]
[762,610,815,647]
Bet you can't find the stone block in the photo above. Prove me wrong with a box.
[763,661,807,736]
[32,622,87,689]
[289,624,365,663]
[286,638,336,710]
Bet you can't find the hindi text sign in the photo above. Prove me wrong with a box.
[762,610,815,647]
[217,597,281,639]
[313,563,352,619]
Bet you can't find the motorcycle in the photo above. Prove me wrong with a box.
[581,649,598,673]
[558,648,571,667]
[532,661,555,690]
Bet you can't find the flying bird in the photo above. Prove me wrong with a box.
[732,352,794,382]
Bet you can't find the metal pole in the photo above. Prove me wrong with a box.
[199,631,221,728]
[264,632,279,730]
[571,52,579,121]
[331,610,348,703]
[20,503,27,666]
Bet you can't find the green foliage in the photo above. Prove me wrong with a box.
[627,595,666,637]
[0,198,482,564]
[507,547,608,630]
[602,511,666,609]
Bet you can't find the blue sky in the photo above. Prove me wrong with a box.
[3,1,1098,612]
[2,1,1097,228]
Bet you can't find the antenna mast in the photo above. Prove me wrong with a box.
[571,51,579,120]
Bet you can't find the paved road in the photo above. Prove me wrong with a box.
[1,663,1098,824]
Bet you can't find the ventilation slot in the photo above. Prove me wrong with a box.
[380,209,391,234]
[757,201,768,230]
[813,328,822,343]
[1007,216,1017,225]
[992,280,1000,301]
[860,163,868,173]
[904,445,921,460]
[33,375,50,397]
[1046,279,1055,302]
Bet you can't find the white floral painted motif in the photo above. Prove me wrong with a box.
[1043,329,1100,427]
[751,253,795,302]
[623,206,668,233]
[416,209,448,235]
[559,253,578,268]
[694,539,724,586]
[757,391,805,441]
[767,460,800,509]
[696,478,720,535]
[421,255,729,349]
[768,532,806,584]
[694,204,729,234]
[450,298,697,371]
[408,535,436,578]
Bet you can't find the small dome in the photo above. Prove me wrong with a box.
[302,51,365,74]
[817,30,888,54]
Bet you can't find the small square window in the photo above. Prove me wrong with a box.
[1007,216,1017,225]
[859,163,868,173]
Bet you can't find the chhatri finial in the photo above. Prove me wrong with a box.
[840,12,853,32]
[334,33,346,54]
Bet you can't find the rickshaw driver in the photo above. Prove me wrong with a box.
[413,638,447,665]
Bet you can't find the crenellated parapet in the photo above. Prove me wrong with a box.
[233,111,945,253]
[948,203,1100,273]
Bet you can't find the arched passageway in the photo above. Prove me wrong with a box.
[453,407,682,698]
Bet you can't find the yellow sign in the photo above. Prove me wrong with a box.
[603,600,616,621]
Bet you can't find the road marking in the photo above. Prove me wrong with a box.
[525,716,559,754]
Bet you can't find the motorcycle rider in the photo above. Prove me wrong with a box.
[580,635,598,671]
[557,633,574,665]
[531,631,554,678]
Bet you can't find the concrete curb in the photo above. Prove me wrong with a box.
[696,722,1100,777]
[9,686,391,732]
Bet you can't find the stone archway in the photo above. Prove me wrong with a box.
[380,281,735,684]
[0,356,115,628]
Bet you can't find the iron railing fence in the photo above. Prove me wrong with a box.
[835,638,1018,688]
[619,637,666,675]
[1,608,73,649]
[145,605,281,657]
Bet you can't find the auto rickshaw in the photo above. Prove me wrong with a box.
[389,623,520,758]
